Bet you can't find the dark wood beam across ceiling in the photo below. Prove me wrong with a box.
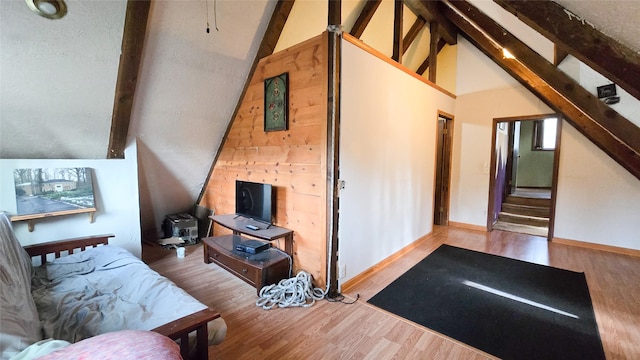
[554,45,569,66]
[441,0,640,181]
[428,21,439,82]
[494,0,640,101]
[107,0,151,159]
[350,0,382,39]
[417,38,446,75]
[415,0,457,45]
[403,16,426,54]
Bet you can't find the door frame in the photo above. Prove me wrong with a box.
[487,114,563,241]
[434,111,454,226]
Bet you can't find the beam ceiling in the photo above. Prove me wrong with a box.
[441,0,640,180]
[494,0,640,100]
[107,0,151,159]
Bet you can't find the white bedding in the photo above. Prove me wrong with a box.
[31,245,210,343]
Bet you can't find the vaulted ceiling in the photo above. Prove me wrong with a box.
[2,0,640,228]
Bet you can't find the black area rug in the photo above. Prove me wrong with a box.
[368,244,605,360]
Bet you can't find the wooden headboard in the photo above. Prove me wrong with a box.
[23,234,114,265]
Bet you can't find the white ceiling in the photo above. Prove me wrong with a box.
[555,0,640,54]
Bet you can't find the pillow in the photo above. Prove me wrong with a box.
[36,330,182,360]
[0,213,42,359]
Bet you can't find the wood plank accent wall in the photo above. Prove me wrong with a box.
[200,33,329,288]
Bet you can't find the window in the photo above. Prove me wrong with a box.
[532,118,557,151]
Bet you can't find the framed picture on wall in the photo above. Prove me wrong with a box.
[264,72,289,132]
[11,167,97,228]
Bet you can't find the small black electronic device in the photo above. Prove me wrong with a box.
[235,239,271,254]
[246,224,260,231]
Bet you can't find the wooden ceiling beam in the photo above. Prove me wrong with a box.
[417,39,446,75]
[350,0,382,39]
[403,16,426,54]
[554,45,569,66]
[107,0,151,159]
[494,0,640,100]
[441,0,640,181]
[428,21,439,82]
[392,0,404,63]
[415,0,457,45]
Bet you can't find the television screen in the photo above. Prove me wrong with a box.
[235,180,273,224]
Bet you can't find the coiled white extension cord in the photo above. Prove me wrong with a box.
[256,271,326,310]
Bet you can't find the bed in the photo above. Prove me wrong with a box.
[0,213,225,360]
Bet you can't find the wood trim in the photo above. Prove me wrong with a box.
[107,0,151,159]
[196,0,295,204]
[553,237,640,258]
[349,0,382,39]
[343,33,456,99]
[494,0,640,101]
[448,221,487,232]
[546,116,562,241]
[340,231,433,293]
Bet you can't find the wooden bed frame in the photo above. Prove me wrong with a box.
[23,234,219,360]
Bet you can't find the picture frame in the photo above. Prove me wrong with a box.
[12,167,97,224]
[264,72,289,132]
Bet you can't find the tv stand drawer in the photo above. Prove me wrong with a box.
[203,235,289,294]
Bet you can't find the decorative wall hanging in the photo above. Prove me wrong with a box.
[11,167,97,230]
[264,72,289,132]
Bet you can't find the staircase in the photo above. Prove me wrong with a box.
[494,190,551,236]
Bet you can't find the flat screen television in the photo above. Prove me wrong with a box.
[235,180,273,225]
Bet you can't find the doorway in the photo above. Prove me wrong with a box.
[487,114,562,240]
[434,112,453,225]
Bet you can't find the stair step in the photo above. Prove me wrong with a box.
[501,203,550,218]
[498,212,549,227]
[504,195,550,208]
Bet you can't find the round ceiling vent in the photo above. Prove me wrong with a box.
[25,0,67,20]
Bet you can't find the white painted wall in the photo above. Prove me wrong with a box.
[0,143,142,257]
[129,0,275,242]
[555,126,640,250]
[451,38,551,227]
[338,40,456,285]
[453,38,640,251]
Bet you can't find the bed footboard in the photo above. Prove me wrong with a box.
[23,234,115,265]
[152,308,220,360]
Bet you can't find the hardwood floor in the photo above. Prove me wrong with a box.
[143,226,640,359]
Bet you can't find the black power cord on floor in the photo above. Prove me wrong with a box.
[325,293,360,305]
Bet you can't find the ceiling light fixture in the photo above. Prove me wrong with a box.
[25,0,67,20]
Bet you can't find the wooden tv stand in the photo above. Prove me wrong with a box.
[203,214,294,294]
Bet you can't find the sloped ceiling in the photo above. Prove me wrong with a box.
[1,0,639,239]
[2,0,638,160]
[555,0,640,54]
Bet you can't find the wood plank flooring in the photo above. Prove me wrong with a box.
[143,226,640,359]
